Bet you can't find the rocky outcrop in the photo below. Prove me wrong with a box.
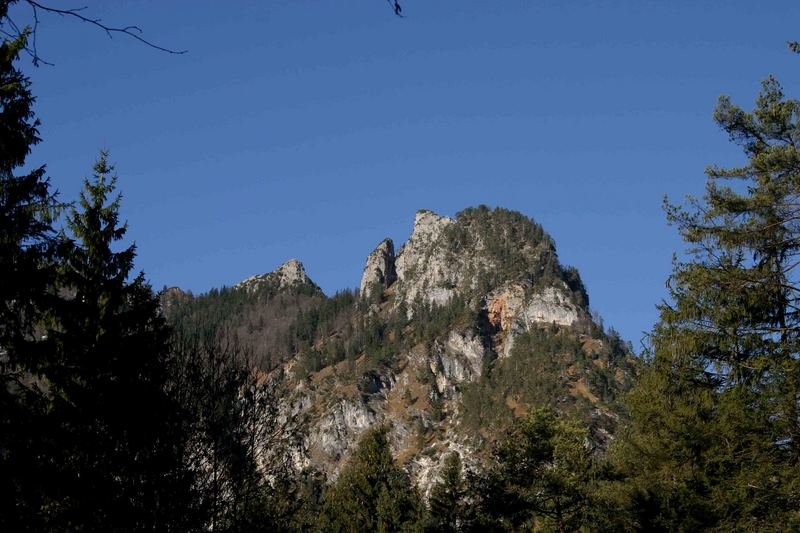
[522,287,579,326]
[236,259,317,293]
[430,330,489,397]
[359,238,397,298]
[486,283,581,357]
[283,328,493,487]
[486,282,580,356]
[391,209,574,318]
[394,210,458,307]
[307,399,378,467]
[409,440,478,500]
[159,286,190,315]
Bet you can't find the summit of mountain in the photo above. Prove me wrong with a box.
[236,258,320,294]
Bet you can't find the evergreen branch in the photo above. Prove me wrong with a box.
[718,273,800,294]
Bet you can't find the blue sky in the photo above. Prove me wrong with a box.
[12,0,800,348]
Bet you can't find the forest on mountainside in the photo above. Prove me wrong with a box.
[2,1,800,531]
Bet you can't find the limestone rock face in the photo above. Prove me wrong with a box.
[391,209,583,325]
[359,238,397,297]
[430,330,489,397]
[236,259,316,293]
[410,440,478,500]
[521,286,579,326]
[486,282,579,356]
[308,399,378,465]
[486,282,579,331]
[394,210,458,307]
[280,328,494,486]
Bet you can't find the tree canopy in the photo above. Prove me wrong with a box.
[616,76,800,531]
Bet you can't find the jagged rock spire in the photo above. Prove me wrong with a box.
[359,238,397,297]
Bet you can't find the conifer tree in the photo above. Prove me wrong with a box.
[0,8,56,399]
[617,76,800,531]
[474,407,593,532]
[42,152,196,530]
[319,426,420,532]
[0,16,62,529]
[423,453,466,533]
[169,325,294,532]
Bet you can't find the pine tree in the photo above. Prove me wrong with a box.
[617,76,800,530]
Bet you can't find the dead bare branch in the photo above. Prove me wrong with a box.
[385,0,403,17]
[1,0,186,66]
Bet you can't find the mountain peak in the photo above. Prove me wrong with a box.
[236,259,317,293]
[392,206,586,315]
[274,259,310,284]
[410,209,453,243]
[166,205,634,499]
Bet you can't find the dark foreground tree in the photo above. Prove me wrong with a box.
[616,76,800,531]
[169,325,307,532]
[0,6,57,393]
[473,407,594,532]
[36,152,197,530]
[319,426,420,532]
[0,11,290,528]
[422,453,466,532]
[0,15,63,529]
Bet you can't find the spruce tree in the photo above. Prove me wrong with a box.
[423,453,466,533]
[0,7,199,530]
[0,18,62,530]
[617,76,800,530]
[43,152,195,531]
[474,407,593,532]
[0,5,59,346]
[319,426,420,532]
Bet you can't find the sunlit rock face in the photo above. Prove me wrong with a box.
[394,210,458,307]
[390,208,584,322]
[236,258,316,293]
[486,282,579,357]
[359,238,397,298]
[429,330,488,397]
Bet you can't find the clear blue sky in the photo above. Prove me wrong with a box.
[12,0,800,348]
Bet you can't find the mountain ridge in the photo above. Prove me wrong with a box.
[164,205,637,495]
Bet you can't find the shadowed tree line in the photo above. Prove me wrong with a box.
[0,12,292,530]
